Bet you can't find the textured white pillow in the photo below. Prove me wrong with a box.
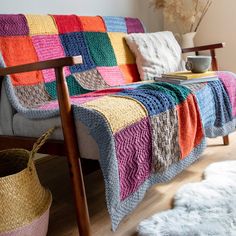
[125,31,184,81]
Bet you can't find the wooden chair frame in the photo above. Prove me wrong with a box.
[0,42,227,236]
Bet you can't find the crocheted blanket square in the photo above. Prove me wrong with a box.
[176,94,204,159]
[78,16,106,32]
[125,17,145,33]
[119,64,140,83]
[53,15,83,34]
[115,117,152,200]
[84,32,117,67]
[74,68,110,90]
[25,14,58,35]
[108,32,135,65]
[217,71,236,118]
[102,16,127,33]
[32,34,70,83]
[0,14,29,36]
[0,36,43,86]
[96,66,125,86]
[59,32,96,73]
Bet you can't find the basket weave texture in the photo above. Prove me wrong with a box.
[0,129,53,235]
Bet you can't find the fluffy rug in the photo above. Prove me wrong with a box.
[138,161,236,236]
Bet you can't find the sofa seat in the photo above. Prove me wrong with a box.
[13,113,100,160]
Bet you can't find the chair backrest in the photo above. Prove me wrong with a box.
[0,14,145,109]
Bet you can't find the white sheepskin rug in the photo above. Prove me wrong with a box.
[138,161,236,236]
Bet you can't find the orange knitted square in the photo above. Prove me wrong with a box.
[119,64,140,84]
[78,16,106,32]
[177,94,204,159]
[0,36,43,85]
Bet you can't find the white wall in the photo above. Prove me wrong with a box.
[0,0,139,16]
[138,1,163,32]
[0,0,163,32]
[195,1,236,72]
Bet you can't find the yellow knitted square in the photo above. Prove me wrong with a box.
[25,15,58,35]
[84,96,147,133]
[108,32,135,65]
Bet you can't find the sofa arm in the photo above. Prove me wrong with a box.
[181,42,225,54]
[0,55,91,234]
[0,55,83,160]
[182,43,225,71]
[0,56,81,135]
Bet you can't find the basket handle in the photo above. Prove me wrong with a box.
[30,127,56,158]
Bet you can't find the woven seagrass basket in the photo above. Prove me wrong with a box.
[0,129,54,236]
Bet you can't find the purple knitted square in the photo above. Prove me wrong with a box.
[125,17,145,34]
[0,14,29,36]
[115,117,152,201]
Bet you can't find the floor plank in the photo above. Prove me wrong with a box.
[36,132,236,236]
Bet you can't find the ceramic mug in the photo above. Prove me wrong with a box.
[185,56,212,73]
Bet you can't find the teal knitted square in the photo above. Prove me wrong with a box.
[84,32,117,67]
[45,75,91,99]
[67,75,91,96]
[45,81,57,100]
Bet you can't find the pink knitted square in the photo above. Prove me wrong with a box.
[32,35,70,83]
[217,71,236,117]
[115,117,152,200]
[97,66,125,86]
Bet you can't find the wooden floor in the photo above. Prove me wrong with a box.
[36,132,236,236]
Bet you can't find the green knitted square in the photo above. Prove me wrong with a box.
[84,32,117,66]
[67,75,91,96]
[45,81,57,100]
[138,82,191,105]
[45,75,91,99]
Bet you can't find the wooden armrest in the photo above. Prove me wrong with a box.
[0,56,82,76]
[182,42,225,53]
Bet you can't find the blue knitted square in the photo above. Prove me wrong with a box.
[195,84,216,129]
[59,32,96,73]
[118,89,175,116]
[102,16,127,33]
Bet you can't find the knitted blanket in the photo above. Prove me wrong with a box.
[3,70,236,230]
[1,15,236,231]
[71,73,236,230]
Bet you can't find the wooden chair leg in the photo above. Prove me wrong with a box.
[55,67,91,236]
[223,135,229,145]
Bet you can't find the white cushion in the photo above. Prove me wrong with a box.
[125,31,184,80]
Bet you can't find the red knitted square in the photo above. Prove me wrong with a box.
[0,36,43,86]
[52,15,83,34]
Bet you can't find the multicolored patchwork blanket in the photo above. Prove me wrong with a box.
[72,74,236,230]
[1,15,236,230]
[3,71,236,230]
